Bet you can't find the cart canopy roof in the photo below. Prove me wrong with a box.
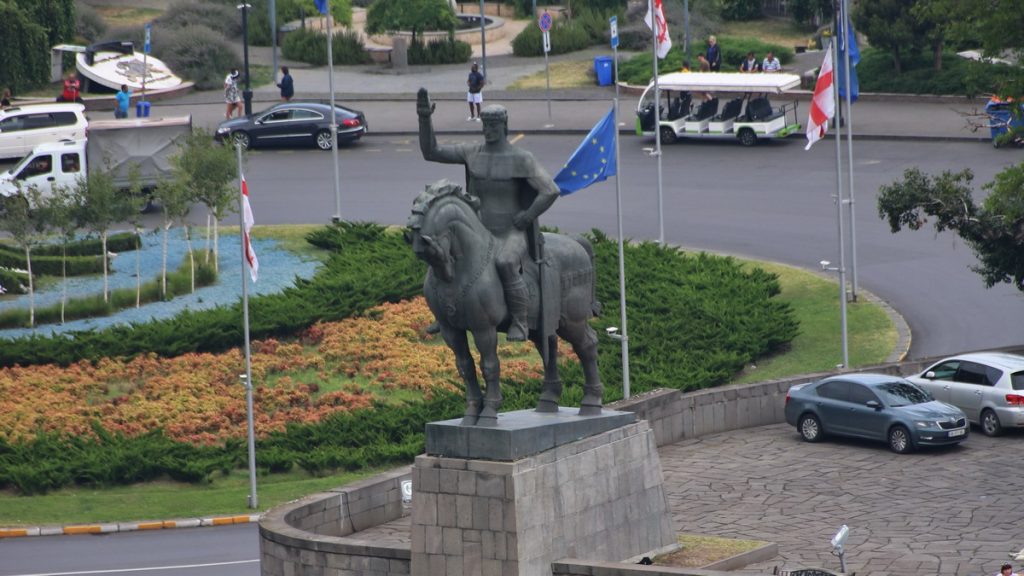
[646,72,802,94]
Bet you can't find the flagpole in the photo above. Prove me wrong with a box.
[612,97,630,399]
[649,0,664,244]
[326,1,343,223]
[840,0,859,301]
[236,143,258,509]
[830,40,849,368]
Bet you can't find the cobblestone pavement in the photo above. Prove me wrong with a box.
[660,424,1024,576]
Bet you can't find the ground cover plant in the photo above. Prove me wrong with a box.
[857,47,1024,97]
[0,222,798,496]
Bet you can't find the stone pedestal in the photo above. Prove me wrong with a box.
[411,409,676,576]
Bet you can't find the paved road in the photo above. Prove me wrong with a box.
[232,135,1022,359]
[662,424,1024,576]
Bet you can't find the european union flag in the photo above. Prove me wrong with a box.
[555,107,617,196]
[314,0,329,15]
[837,20,859,102]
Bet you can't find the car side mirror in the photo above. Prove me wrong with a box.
[865,400,881,410]
[924,371,936,379]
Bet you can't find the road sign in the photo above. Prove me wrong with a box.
[609,16,619,49]
[542,30,551,53]
[144,23,152,53]
[538,11,552,32]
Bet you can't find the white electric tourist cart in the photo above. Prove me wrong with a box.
[635,72,803,146]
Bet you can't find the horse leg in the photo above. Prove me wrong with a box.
[473,329,501,427]
[561,321,603,416]
[534,334,562,413]
[440,325,482,426]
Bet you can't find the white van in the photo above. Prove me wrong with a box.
[0,103,88,160]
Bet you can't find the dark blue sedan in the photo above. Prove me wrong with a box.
[784,373,969,453]
[214,101,366,151]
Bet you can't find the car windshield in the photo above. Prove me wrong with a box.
[877,381,932,407]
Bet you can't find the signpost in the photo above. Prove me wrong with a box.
[610,16,621,125]
[539,11,553,126]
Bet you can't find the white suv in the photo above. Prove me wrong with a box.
[0,103,88,160]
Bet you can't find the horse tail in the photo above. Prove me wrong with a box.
[573,235,602,318]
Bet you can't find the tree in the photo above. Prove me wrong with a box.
[73,170,140,303]
[0,2,50,92]
[43,185,79,324]
[877,166,1024,292]
[0,186,51,327]
[154,175,195,297]
[365,0,457,37]
[854,0,921,74]
[170,129,237,273]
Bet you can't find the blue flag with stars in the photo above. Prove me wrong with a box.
[314,0,329,15]
[555,106,617,196]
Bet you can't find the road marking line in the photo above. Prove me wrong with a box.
[510,133,525,144]
[9,559,260,576]
[395,148,412,152]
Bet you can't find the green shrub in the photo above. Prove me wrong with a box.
[284,28,369,66]
[157,25,242,90]
[408,36,472,65]
[332,29,372,64]
[13,0,75,48]
[617,37,794,85]
[161,1,243,38]
[0,269,28,295]
[721,0,762,21]
[366,0,456,35]
[0,247,107,278]
[857,47,1024,97]
[75,3,107,43]
[512,19,593,57]
[32,232,139,258]
[0,2,51,93]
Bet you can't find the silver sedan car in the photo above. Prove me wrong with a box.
[907,352,1024,436]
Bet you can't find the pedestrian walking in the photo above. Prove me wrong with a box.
[224,69,243,119]
[1,87,11,108]
[114,84,131,119]
[466,62,485,121]
[706,35,721,72]
[58,72,83,103]
[277,66,294,101]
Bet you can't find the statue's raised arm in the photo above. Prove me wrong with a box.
[418,88,464,164]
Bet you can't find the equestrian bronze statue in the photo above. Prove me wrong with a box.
[409,88,603,426]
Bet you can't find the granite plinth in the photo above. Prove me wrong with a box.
[425,407,636,461]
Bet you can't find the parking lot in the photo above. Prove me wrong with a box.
[659,423,1023,576]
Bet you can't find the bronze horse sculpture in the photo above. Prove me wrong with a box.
[407,180,604,426]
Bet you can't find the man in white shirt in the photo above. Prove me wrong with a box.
[762,51,782,73]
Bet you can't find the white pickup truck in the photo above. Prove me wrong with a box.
[0,115,192,198]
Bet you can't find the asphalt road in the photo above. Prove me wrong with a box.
[233,133,1022,359]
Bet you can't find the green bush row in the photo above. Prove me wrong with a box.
[282,28,371,66]
[31,232,139,258]
[0,249,106,278]
[512,19,593,57]
[408,36,472,65]
[857,48,1024,97]
[0,222,425,368]
[0,268,29,295]
[618,36,795,85]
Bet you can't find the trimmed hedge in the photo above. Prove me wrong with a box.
[618,36,795,85]
[857,47,1024,97]
[408,36,472,65]
[282,28,371,66]
[0,222,798,494]
[512,19,593,57]
[31,232,139,258]
[0,248,107,278]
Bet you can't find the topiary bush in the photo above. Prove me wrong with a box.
[512,19,593,57]
[408,36,472,65]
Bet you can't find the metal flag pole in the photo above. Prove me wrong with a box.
[840,0,859,301]
[649,0,664,244]
[479,0,487,78]
[270,0,278,85]
[830,40,849,368]
[236,143,258,509]
[612,97,631,399]
[325,1,343,223]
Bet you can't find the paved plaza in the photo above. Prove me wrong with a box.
[660,423,1023,576]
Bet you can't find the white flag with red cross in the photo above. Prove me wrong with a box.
[805,46,835,150]
[241,175,259,282]
[644,0,672,59]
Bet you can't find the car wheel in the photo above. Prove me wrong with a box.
[659,126,677,145]
[888,425,914,454]
[738,128,757,147]
[231,131,251,150]
[315,129,333,151]
[798,414,823,442]
[980,409,1003,437]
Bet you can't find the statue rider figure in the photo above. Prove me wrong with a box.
[417,88,559,341]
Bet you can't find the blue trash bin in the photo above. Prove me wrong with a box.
[135,101,151,118]
[594,56,613,86]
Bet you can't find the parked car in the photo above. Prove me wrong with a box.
[0,103,88,160]
[906,352,1024,437]
[785,373,969,454]
[214,102,366,151]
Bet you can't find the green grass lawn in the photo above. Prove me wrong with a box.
[0,232,896,527]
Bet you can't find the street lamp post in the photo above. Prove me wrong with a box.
[238,3,254,117]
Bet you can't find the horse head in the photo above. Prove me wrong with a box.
[406,179,485,284]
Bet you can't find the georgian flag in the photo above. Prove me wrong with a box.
[805,46,835,150]
[241,176,259,282]
[644,0,672,59]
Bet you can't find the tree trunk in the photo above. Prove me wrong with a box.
[61,243,67,324]
[214,218,220,273]
[135,230,142,308]
[102,231,109,303]
[26,247,34,328]
[933,40,943,71]
[186,224,195,293]
[205,213,212,262]
[892,46,902,75]
[162,221,170,298]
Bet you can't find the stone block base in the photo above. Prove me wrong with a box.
[411,419,675,576]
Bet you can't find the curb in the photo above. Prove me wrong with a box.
[0,513,261,539]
